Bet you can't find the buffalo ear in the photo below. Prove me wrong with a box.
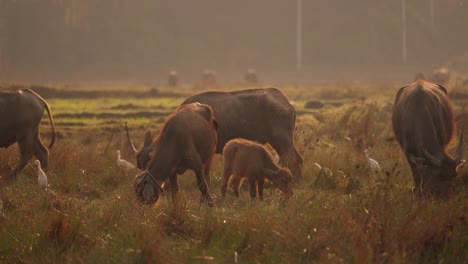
[422,149,442,167]
[436,84,448,94]
[144,131,153,148]
[409,155,426,169]
[149,150,156,160]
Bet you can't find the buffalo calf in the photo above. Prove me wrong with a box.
[221,138,293,201]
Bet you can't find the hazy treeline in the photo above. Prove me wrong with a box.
[0,0,467,81]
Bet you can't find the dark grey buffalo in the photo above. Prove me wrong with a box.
[134,103,218,206]
[182,88,303,182]
[0,88,56,178]
[392,80,464,197]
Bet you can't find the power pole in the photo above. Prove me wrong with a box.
[401,0,407,64]
[429,0,435,35]
[296,0,303,71]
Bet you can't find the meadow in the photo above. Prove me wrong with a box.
[0,81,467,263]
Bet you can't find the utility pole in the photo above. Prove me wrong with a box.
[429,0,435,35]
[401,0,407,64]
[296,0,303,71]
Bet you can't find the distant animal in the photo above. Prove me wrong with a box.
[0,88,56,178]
[201,70,217,86]
[392,80,465,197]
[414,72,426,81]
[116,150,135,170]
[221,138,293,201]
[34,160,48,189]
[364,149,382,172]
[134,103,218,206]
[244,69,259,85]
[168,70,178,87]
[429,67,450,85]
[181,88,303,182]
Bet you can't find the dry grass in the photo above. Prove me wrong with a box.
[0,82,467,263]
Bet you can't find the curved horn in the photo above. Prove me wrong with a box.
[456,131,464,163]
[125,122,138,154]
[422,149,442,167]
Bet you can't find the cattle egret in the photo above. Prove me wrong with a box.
[312,162,322,170]
[364,149,381,172]
[312,162,333,177]
[34,160,48,189]
[117,150,135,170]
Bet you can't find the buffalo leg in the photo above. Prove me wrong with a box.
[221,163,232,198]
[249,178,257,201]
[13,136,34,178]
[203,160,212,187]
[185,152,212,206]
[257,178,265,201]
[231,176,242,198]
[33,132,49,172]
[194,165,212,206]
[169,174,179,205]
[273,136,303,183]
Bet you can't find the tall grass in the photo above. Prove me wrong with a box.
[0,82,467,263]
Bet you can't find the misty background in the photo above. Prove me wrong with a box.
[0,0,467,83]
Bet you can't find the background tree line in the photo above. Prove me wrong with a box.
[0,0,467,82]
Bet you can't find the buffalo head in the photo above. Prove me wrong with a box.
[408,133,465,197]
[134,170,163,205]
[126,123,156,170]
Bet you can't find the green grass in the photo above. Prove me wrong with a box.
[1,82,467,263]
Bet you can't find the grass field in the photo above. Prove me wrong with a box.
[0,81,467,263]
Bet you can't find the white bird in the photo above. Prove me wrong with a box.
[312,162,333,177]
[312,162,322,170]
[117,150,135,170]
[364,149,381,172]
[34,160,48,189]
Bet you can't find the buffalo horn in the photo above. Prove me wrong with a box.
[456,131,464,163]
[422,149,442,167]
[125,122,139,155]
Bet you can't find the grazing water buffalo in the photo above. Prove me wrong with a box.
[221,138,293,202]
[168,70,178,87]
[244,69,259,85]
[0,88,55,178]
[134,103,218,206]
[392,80,465,197]
[182,88,303,182]
[201,70,217,86]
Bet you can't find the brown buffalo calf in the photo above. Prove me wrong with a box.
[221,138,293,201]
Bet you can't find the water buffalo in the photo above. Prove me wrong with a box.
[221,138,293,202]
[244,69,259,85]
[127,103,219,175]
[392,80,465,197]
[134,103,218,206]
[168,70,178,87]
[0,88,55,178]
[201,70,217,86]
[182,88,303,182]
